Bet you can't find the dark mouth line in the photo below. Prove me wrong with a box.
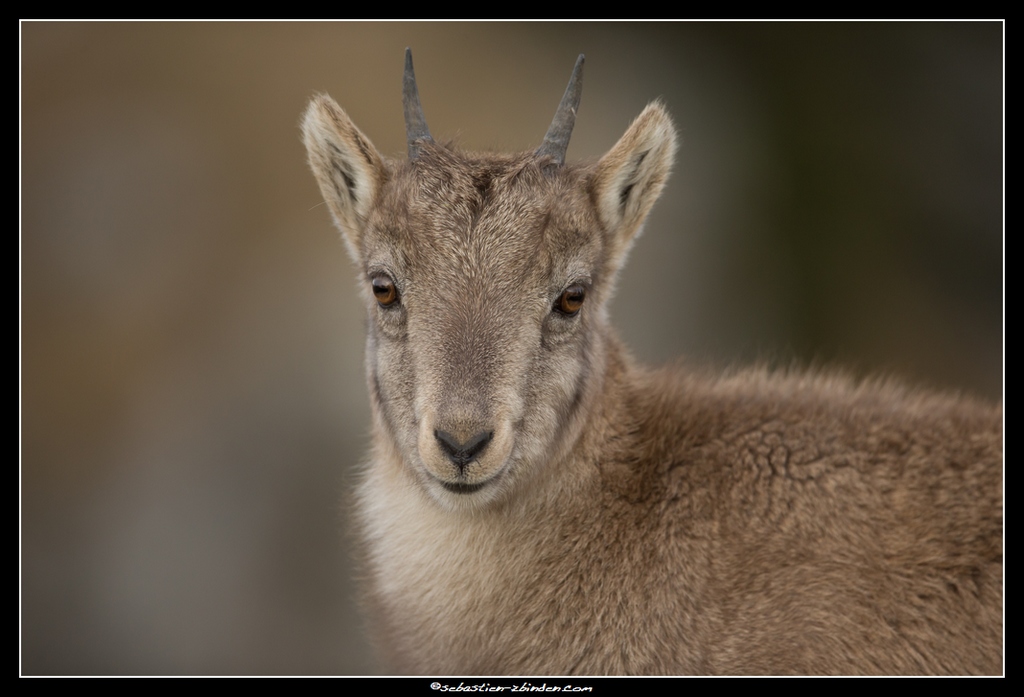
[438,480,489,495]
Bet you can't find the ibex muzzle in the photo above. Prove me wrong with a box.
[302,51,1002,675]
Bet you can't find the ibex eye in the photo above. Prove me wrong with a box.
[371,275,399,307]
[555,284,586,316]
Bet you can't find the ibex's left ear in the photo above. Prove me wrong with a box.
[302,93,386,262]
[592,102,677,272]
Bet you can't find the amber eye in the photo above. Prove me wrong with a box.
[555,283,586,316]
[371,275,399,307]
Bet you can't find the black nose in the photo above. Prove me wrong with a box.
[434,429,493,471]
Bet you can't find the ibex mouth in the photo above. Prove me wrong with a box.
[438,480,489,495]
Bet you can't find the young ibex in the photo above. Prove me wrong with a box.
[302,51,1002,675]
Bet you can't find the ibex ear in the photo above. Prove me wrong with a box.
[592,102,677,273]
[302,93,386,262]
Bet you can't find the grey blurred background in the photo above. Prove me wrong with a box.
[21,22,1002,675]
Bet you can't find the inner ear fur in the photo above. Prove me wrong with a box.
[591,102,677,274]
[302,93,387,262]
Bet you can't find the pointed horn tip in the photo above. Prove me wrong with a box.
[535,54,587,166]
[402,48,432,157]
[571,56,584,90]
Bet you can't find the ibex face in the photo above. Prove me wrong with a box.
[356,150,608,509]
[303,52,676,509]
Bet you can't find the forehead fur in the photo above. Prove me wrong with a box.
[366,143,604,281]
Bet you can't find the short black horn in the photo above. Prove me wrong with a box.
[536,54,584,166]
[403,48,433,159]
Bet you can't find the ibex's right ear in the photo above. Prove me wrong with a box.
[302,93,386,261]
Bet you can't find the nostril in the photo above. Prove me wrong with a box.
[434,429,494,469]
[462,430,493,460]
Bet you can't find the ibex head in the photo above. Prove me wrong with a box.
[303,50,676,510]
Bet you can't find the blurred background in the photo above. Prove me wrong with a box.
[21,22,1002,675]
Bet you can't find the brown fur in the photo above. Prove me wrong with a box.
[301,62,1002,675]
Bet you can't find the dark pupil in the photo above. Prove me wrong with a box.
[561,285,585,313]
[372,278,396,304]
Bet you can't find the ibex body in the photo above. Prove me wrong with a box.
[302,52,1002,675]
